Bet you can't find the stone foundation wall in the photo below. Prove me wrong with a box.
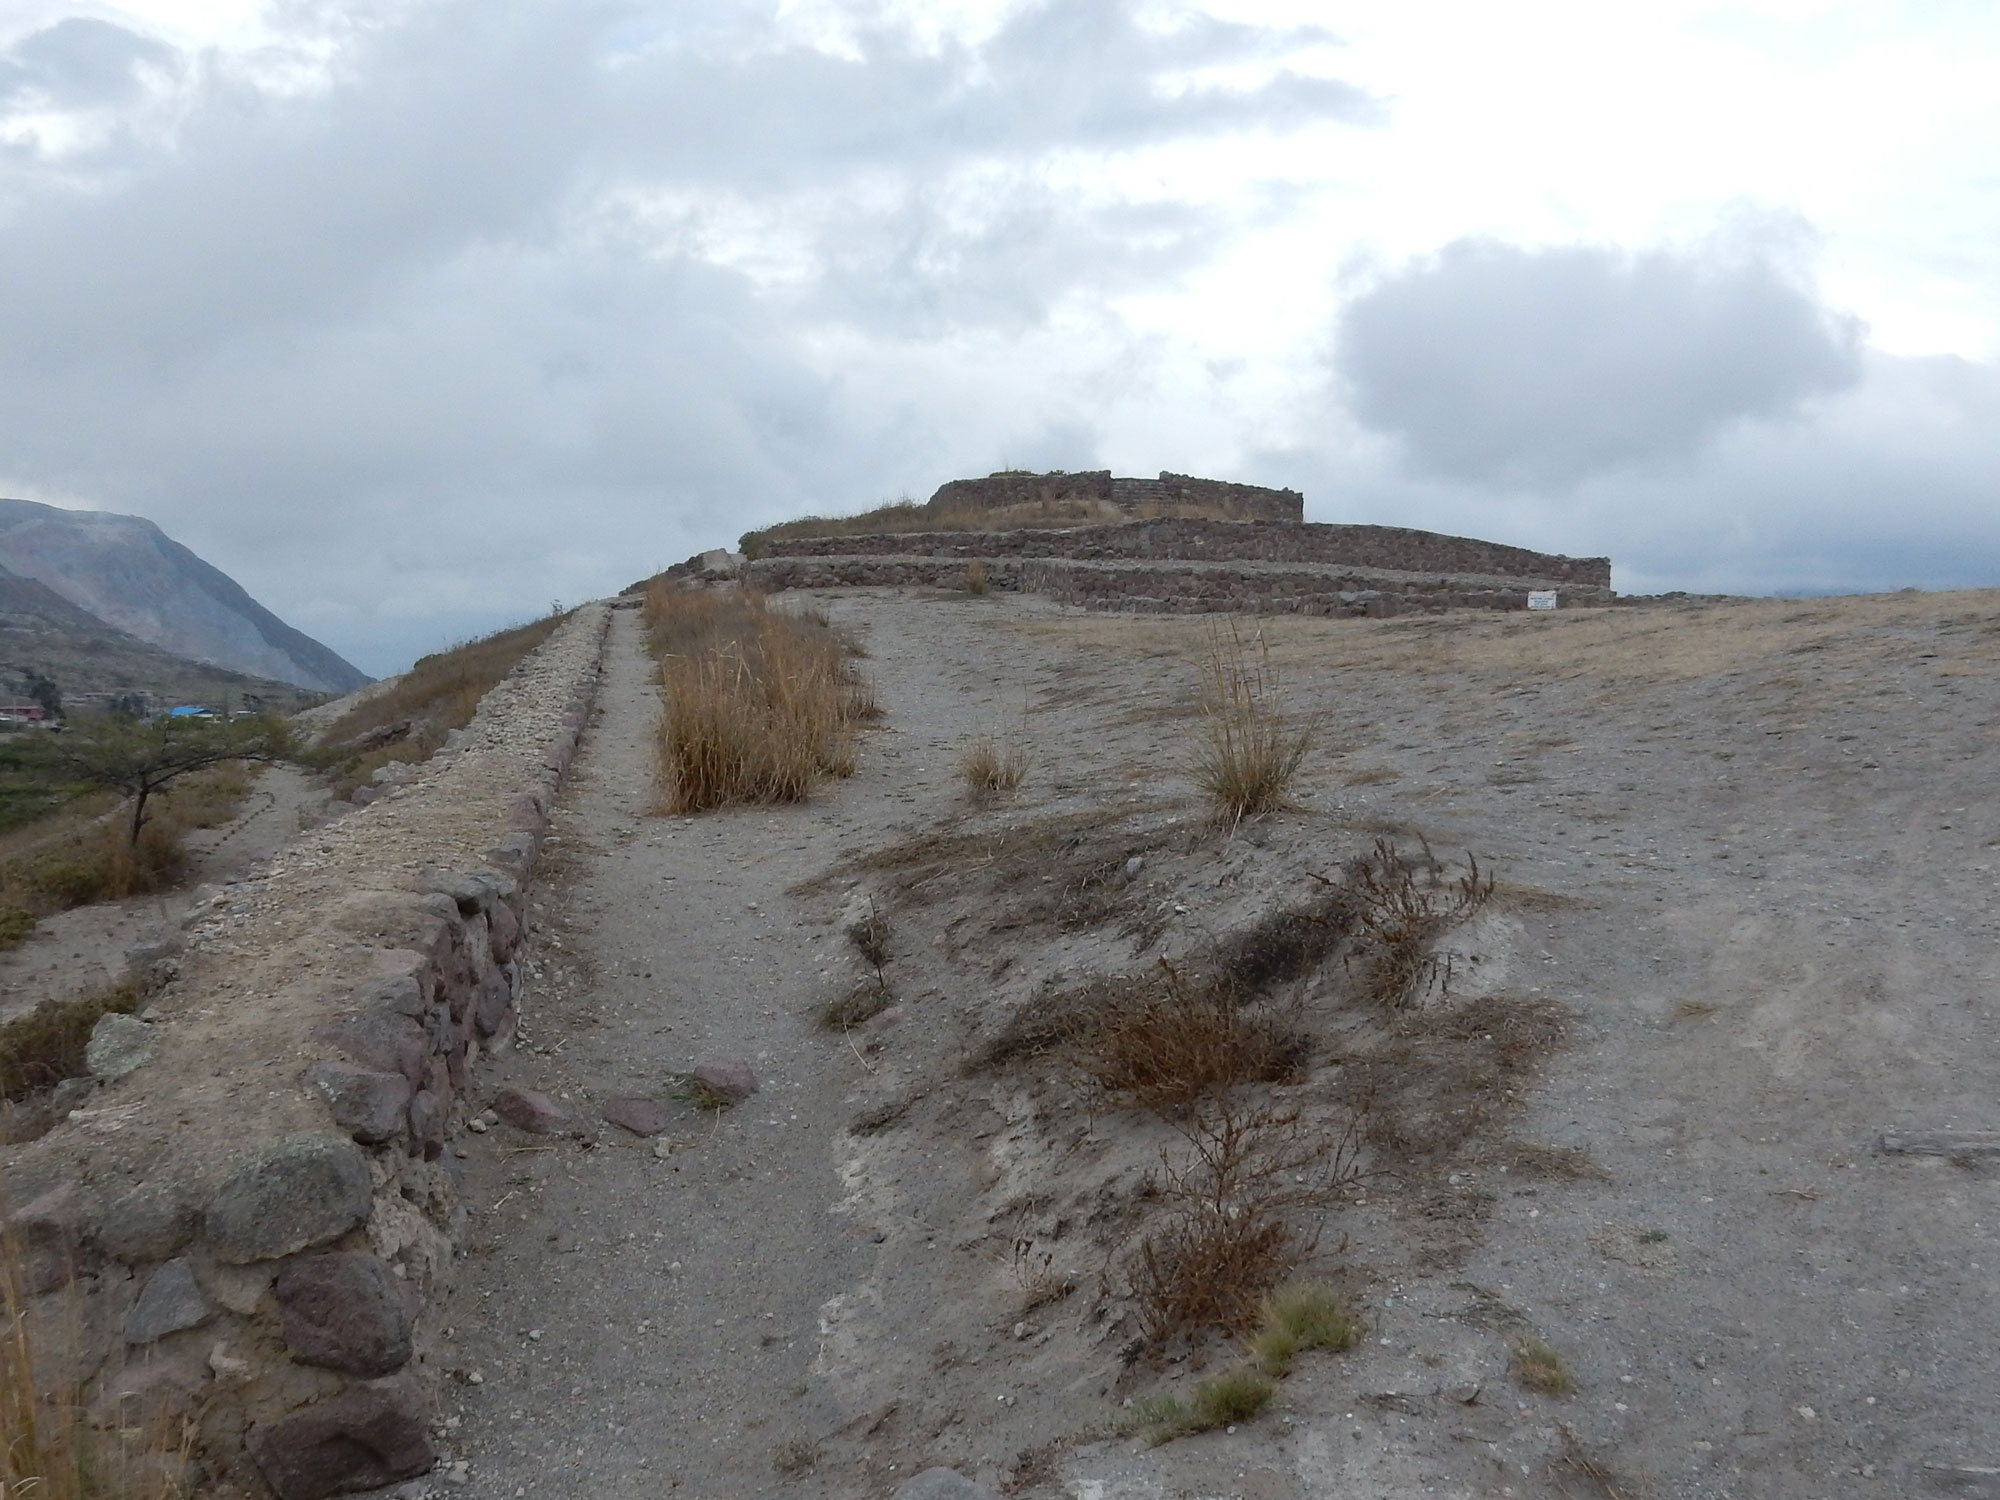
[0,604,614,1500]
[747,554,1612,615]
[759,516,1609,587]
[924,472,1304,524]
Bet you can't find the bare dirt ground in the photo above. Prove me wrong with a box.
[0,764,331,1025]
[440,586,2000,1500]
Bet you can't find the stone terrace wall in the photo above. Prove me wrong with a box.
[925,472,1303,524]
[0,603,613,1500]
[747,554,1612,615]
[760,517,1609,587]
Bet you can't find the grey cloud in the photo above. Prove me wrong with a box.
[1334,236,1864,489]
[1271,347,2000,600]
[1,0,1366,670]
[606,0,1374,184]
[0,19,177,109]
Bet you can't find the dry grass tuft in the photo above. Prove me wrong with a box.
[1131,1365,1276,1444]
[1513,1337,1575,1395]
[315,612,566,796]
[1345,838,1494,1007]
[3,1238,192,1499]
[1069,964,1305,1113]
[958,732,1028,800]
[1250,1281,1364,1376]
[1192,623,1312,827]
[1132,1100,1365,1344]
[646,584,872,812]
[963,560,991,595]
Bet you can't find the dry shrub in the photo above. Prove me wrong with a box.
[5,820,187,914]
[1070,964,1305,1113]
[958,732,1028,800]
[963,560,990,595]
[3,1239,191,1499]
[646,584,868,812]
[0,903,32,951]
[1345,838,1493,1007]
[1338,993,1566,1159]
[1132,1100,1364,1343]
[0,978,145,1103]
[316,612,567,793]
[1192,623,1312,826]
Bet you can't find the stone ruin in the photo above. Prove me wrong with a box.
[748,472,1613,618]
[926,470,1304,525]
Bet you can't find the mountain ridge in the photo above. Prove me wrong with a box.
[0,499,369,693]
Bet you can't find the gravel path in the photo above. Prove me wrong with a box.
[443,599,1009,1498]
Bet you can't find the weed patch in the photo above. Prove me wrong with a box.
[1132,1101,1364,1344]
[1069,964,1305,1113]
[1344,838,1494,1007]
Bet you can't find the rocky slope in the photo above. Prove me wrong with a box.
[0,499,369,693]
[0,559,318,711]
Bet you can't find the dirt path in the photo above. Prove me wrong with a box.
[0,763,330,1024]
[442,587,2000,1500]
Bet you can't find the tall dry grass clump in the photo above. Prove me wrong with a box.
[3,1239,190,1499]
[1192,623,1312,827]
[646,583,870,812]
[957,731,1028,800]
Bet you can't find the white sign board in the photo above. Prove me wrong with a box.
[1527,590,1559,612]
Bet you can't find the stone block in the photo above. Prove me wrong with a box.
[492,1086,566,1133]
[407,1089,445,1160]
[472,970,511,1037]
[274,1252,414,1376]
[125,1259,213,1344]
[204,1134,373,1265]
[602,1096,671,1137]
[313,1011,427,1087]
[85,1013,155,1080]
[691,1059,758,1104]
[245,1376,436,1500]
[4,1183,93,1294]
[307,1062,413,1146]
[101,1182,196,1264]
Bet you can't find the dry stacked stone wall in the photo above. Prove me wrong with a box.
[757,517,1609,590]
[924,471,1304,523]
[0,602,615,1500]
[748,545,1613,616]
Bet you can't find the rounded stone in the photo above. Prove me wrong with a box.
[204,1134,373,1265]
[85,1013,154,1080]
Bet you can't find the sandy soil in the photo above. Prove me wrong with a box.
[440,587,2000,1500]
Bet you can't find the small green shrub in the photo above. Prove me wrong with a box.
[1251,1282,1363,1375]
[1514,1338,1574,1395]
[0,904,34,951]
[1132,1365,1275,1444]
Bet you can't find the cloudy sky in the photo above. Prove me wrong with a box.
[2,0,1997,674]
